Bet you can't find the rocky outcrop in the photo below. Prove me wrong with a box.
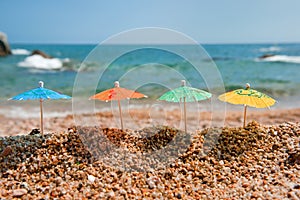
[31,50,52,58]
[259,54,274,59]
[0,32,11,56]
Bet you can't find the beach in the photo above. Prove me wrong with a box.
[1,103,299,136]
[0,43,300,199]
[2,0,300,197]
[0,106,299,199]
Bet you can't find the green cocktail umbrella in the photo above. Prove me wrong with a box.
[158,80,212,133]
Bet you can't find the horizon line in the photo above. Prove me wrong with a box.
[9,41,300,45]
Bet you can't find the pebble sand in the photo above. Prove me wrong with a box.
[0,121,299,199]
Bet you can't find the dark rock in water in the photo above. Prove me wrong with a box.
[0,32,11,56]
[31,50,52,58]
[29,128,40,135]
[259,54,274,59]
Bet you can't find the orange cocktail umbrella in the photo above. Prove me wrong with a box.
[89,81,147,130]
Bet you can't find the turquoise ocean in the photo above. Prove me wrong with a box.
[1,43,300,117]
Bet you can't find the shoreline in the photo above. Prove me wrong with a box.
[0,105,299,136]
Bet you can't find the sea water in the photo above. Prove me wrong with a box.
[1,43,300,117]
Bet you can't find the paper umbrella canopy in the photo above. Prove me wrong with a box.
[9,81,71,135]
[89,81,147,130]
[218,83,276,127]
[158,80,212,133]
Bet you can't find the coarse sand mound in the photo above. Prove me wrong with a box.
[0,122,299,199]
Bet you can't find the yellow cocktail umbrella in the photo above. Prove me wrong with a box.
[218,83,276,127]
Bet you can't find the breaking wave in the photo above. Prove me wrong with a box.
[258,55,300,64]
[17,54,66,70]
[11,48,31,55]
[259,46,281,53]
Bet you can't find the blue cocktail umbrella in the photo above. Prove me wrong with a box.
[9,81,71,135]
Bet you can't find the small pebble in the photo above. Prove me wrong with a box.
[88,174,96,183]
[12,189,27,197]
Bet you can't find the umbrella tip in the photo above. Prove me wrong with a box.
[39,81,44,88]
[114,81,120,88]
[181,80,186,86]
[245,83,250,89]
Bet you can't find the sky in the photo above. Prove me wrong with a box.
[1,0,300,44]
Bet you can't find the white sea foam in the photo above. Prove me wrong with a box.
[62,58,70,62]
[0,105,73,119]
[11,48,31,55]
[17,54,63,70]
[259,55,300,64]
[259,46,281,52]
